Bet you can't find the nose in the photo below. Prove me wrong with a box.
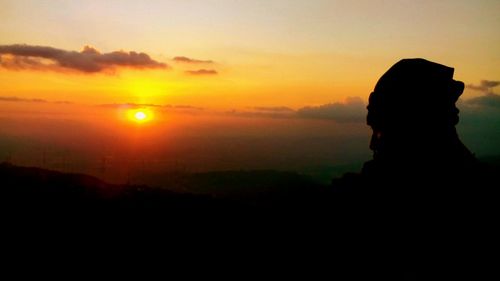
[451,80,465,101]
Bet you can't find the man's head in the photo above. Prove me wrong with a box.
[367,58,470,162]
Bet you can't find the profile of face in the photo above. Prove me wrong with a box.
[367,58,470,161]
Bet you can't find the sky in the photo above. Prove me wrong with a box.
[0,0,499,182]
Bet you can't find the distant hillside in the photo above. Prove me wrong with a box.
[0,162,233,215]
[3,155,498,216]
[0,162,333,214]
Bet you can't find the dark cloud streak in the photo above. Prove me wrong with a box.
[226,97,367,123]
[252,106,295,113]
[185,69,218,76]
[98,103,204,111]
[296,97,366,123]
[173,56,213,64]
[466,80,500,92]
[98,103,164,109]
[0,96,48,103]
[0,96,73,104]
[0,44,167,73]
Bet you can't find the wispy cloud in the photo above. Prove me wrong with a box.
[226,97,367,122]
[225,109,295,119]
[164,105,204,111]
[225,106,295,118]
[0,98,206,112]
[465,93,500,109]
[98,103,163,109]
[252,106,295,113]
[173,56,213,64]
[466,80,500,93]
[0,44,167,73]
[185,69,218,76]
[0,96,72,104]
[296,97,366,123]
[0,96,47,103]
[98,103,204,111]
[2,94,366,123]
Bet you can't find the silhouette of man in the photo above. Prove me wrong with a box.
[332,58,498,278]
[360,58,478,190]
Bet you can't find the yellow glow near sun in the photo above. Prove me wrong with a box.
[127,108,153,123]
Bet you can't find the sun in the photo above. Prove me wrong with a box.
[127,108,153,123]
[135,111,147,120]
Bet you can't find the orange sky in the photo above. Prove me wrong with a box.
[1,1,500,181]
[1,0,499,111]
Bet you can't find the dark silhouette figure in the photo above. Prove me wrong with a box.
[363,58,477,183]
[335,59,491,194]
[332,58,499,279]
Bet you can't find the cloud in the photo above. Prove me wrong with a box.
[98,103,164,109]
[466,80,500,92]
[0,96,47,103]
[226,106,295,118]
[0,44,167,73]
[225,106,296,119]
[173,56,213,64]
[164,105,204,111]
[224,109,294,119]
[252,106,295,113]
[296,97,366,123]
[0,54,48,70]
[465,93,500,109]
[185,69,218,76]
[457,92,500,156]
[98,103,204,111]
[225,98,367,122]
[0,96,73,104]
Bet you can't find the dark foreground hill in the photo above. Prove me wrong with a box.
[2,159,499,216]
[2,161,499,279]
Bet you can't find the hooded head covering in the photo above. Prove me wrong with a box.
[368,58,464,132]
[366,58,470,163]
